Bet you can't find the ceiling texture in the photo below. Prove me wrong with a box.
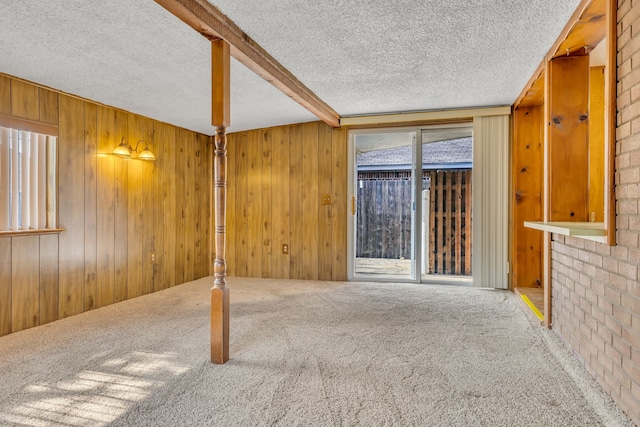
[0,0,581,134]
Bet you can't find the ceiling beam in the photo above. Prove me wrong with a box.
[154,0,341,128]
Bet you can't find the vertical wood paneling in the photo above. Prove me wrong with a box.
[0,238,11,335]
[226,134,237,276]
[11,236,39,332]
[84,103,98,311]
[39,234,59,324]
[194,134,205,279]
[0,76,214,338]
[227,122,349,281]
[183,130,196,283]
[261,129,273,278]
[548,56,590,221]
[247,130,263,277]
[161,123,177,288]
[272,126,291,279]
[289,125,304,279]
[589,66,605,222]
[127,115,144,299]
[331,127,348,280]
[302,122,319,280]
[113,110,129,302]
[318,123,333,280]
[152,121,165,290]
[513,107,543,288]
[38,88,58,126]
[0,76,10,115]
[10,80,39,120]
[96,106,115,306]
[175,129,187,285]
[234,132,249,277]
[139,118,154,293]
[58,95,85,318]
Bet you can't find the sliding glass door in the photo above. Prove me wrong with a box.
[350,125,473,284]
[353,131,417,280]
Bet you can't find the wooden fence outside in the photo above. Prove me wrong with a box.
[356,169,472,276]
[429,170,472,276]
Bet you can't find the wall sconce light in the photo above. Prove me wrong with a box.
[112,137,156,160]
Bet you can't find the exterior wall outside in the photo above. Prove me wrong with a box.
[550,1,640,423]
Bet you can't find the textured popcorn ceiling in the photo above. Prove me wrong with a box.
[0,0,581,134]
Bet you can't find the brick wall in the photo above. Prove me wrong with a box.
[550,1,640,423]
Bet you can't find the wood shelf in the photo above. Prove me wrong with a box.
[524,221,606,242]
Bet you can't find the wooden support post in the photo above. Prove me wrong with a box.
[211,38,230,364]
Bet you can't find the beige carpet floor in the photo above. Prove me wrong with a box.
[0,277,634,426]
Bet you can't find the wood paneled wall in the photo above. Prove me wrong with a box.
[225,122,348,281]
[0,75,211,336]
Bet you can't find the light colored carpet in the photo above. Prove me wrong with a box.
[0,277,634,426]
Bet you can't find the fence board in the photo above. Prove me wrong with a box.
[356,169,471,275]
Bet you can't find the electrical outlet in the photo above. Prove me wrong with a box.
[151,252,155,263]
[282,244,289,254]
[322,194,332,205]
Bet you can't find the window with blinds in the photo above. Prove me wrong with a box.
[0,126,57,232]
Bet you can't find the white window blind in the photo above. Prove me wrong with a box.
[0,126,56,232]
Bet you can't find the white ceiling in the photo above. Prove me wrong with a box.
[0,0,581,135]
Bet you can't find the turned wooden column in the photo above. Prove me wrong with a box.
[211,38,230,364]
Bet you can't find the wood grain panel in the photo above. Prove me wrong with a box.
[139,117,154,293]
[161,123,177,288]
[203,135,212,277]
[84,103,98,310]
[233,132,249,277]
[11,235,40,332]
[272,126,291,279]
[0,75,214,337]
[152,121,166,290]
[174,129,187,285]
[261,129,273,278]
[512,108,544,288]
[39,233,59,324]
[96,106,115,306]
[58,95,85,318]
[247,130,263,277]
[331,127,348,280]
[127,115,144,299]
[10,79,39,120]
[289,125,303,279]
[0,238,11,336]
[548,56,590,221]
[318,123,333,280]
[0,76,10,115]
[589,66,605,222]
[38,88,59,126]
[226,133,237,276]
[183,130,196,283]
[302,122,319,280]
[113,110,129,302]
[193,135,210,279]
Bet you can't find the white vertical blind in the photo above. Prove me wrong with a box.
[46,136,57,229]
[10,128,19,230]
[29,132,38,229]
[0,127,9,230]
[0,126,56,232]
[472,114,510,289]
[21,130,31,229]
[38,134,46,228]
